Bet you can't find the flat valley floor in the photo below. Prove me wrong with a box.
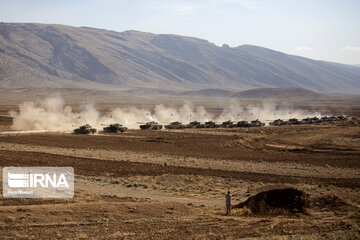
[0,97,359,239]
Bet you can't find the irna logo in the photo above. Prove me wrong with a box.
[3,167,74,198]
[8,172,69,188]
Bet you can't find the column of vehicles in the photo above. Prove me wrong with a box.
[139,115,351,130]
[73,123,127,134]
[268,115,350,126]
[73,115,351,134]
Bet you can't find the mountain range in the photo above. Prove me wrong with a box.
[0,23,360,95]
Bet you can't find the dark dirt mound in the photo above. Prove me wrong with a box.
[234,188,309,215]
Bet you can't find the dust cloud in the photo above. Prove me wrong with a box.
[9,95,321,132]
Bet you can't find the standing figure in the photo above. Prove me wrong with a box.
[226,191,232,215]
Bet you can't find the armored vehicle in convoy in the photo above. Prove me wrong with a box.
[301,117,313,124]
[311,116,321,123]
[139,121,163,130]
[236,120,251,127]
[286,118,300,125]
[103,123,127,133]
[321,116,337,122]
[73,124,97,134]
[204,121,220,128]
[251,119,265,127]
[186,121,205,128]
[220,120,236,128]
[301,117,321,124]
[336,115,348,121]
[164,121,186,129]
[269,119,285,126]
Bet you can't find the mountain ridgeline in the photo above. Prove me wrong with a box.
[0,23,360,94]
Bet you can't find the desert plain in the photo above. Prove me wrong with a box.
[0,90,359,239]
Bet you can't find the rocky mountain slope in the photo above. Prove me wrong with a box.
[1,23,360,94]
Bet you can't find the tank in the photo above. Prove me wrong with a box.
[204,121,220,128]
[286,118,300,125]
[301,117,312,124]
[321,116,336,122]
[164,121,186,130]
[336,115,348,121]
[269,119,285,126]
[329,116,337,121]
[220,120,236,128]
[320,116,328,122]
[139,121,163,130]
[251,119,265,127]
[186,121,205,128]
[103,123,127,133]
[237,120,251,127]
[73,124,97,134]
[311,116,320,123]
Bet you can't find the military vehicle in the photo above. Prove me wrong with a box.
[321,116,336,122]
[186,121,205,128]
[220,120,236,128]
[311,116,321,123]
[320,116,329,122]
[286,118,300,125]
[237,120,251,127]
[269,119,285,126]
[204,121,220,128]
[164,121,186,129]
[336,115,348,121]
[329,116,337,121]
[301,117,320,124]
[73,124,97,134]
[103,123,127,133]
[251,119,265,127]
[301,117,313,124]
[139,121,163,130]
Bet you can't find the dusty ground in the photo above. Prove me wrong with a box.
[0,98,359,239]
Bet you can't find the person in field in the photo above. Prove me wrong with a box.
[226,191,232,215]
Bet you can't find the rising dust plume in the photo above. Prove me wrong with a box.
[9,95,320,132]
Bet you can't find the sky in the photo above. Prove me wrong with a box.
[1,0,359,65]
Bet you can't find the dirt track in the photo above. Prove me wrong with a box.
[0,120,359,239]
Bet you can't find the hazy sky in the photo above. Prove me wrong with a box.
[1,0,359,65]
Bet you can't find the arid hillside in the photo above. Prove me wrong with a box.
[1,23,360,94]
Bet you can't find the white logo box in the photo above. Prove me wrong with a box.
[3,167,74,198]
